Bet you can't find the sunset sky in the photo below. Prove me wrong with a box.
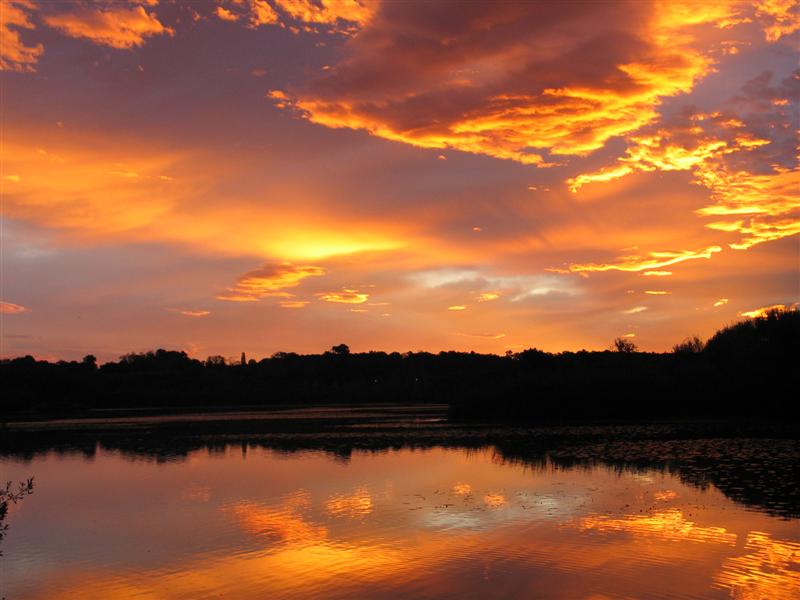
[1,0,798,361]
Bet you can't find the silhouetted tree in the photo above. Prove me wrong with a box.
[705,307,799,358]
[82,354,97,369]
[673,335,704,354]
[612,337,637,353]
[329,344,350,356]
[205,355,226,367]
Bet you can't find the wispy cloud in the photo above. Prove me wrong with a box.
[1,301,29,314]
[560,247,721,274]
[317,289,369,304]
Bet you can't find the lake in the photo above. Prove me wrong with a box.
[1,408,798,599]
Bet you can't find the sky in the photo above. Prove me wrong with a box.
[1,0,798,362]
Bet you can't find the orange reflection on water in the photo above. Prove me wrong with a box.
[227,492,326,544]
[578,508,737,546]
[483,492,507,508]
[324,487,373,518]
[714,531,800,600]
[4,446,799,600]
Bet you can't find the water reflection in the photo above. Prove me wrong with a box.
[1,446,798,600]
[714,531,800,600]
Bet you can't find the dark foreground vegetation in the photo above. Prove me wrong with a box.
[2,309,798,420]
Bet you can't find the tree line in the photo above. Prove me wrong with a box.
[1,309,797,420]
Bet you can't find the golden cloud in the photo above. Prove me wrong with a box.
[213,0,371,33]
[219,263,325,302]
[272,0,374,28]
[44,4,173,49]
[755,0,800,41]
[3,133,408,262]
[215,6,239,22]
[0,0,43,72]
[249,0,279,27]
[270,2,738,165]
[696,167,800,250]
[560,246,721,274]
[317,289,369,304]
[739,302,798,318]
[477,291,500,302]
[569,74,799,251]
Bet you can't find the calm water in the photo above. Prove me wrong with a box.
[2,443,798,599]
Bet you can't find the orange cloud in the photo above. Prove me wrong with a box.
[279,300,310,309]
[447,305,467,311]
[1,301,28,314]
[0,0,43,72]
[477,291,500,302]
[755,0,800,41]
[215,6,239,22]
[3,133,408,262]
[696,167,800,250]
[175,309,210,317]
[219,263,325,302]
[249,0,279,26]
[561,246,721,274]
[457,332,506,339]
[44,4,173,49]
[273,0,374,28]
[739,302,798,318]
[644,290,671,295]
[569,73,799,252]
[317,289,369,304]
[271,2,735,165]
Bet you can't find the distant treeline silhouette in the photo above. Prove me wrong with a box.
[2,309,797,420]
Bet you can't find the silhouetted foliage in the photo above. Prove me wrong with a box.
[612,337,637,353]
[673,335,705,354]
[705,308,799,358]
[0,478,34,556]
[0,310,796,420]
